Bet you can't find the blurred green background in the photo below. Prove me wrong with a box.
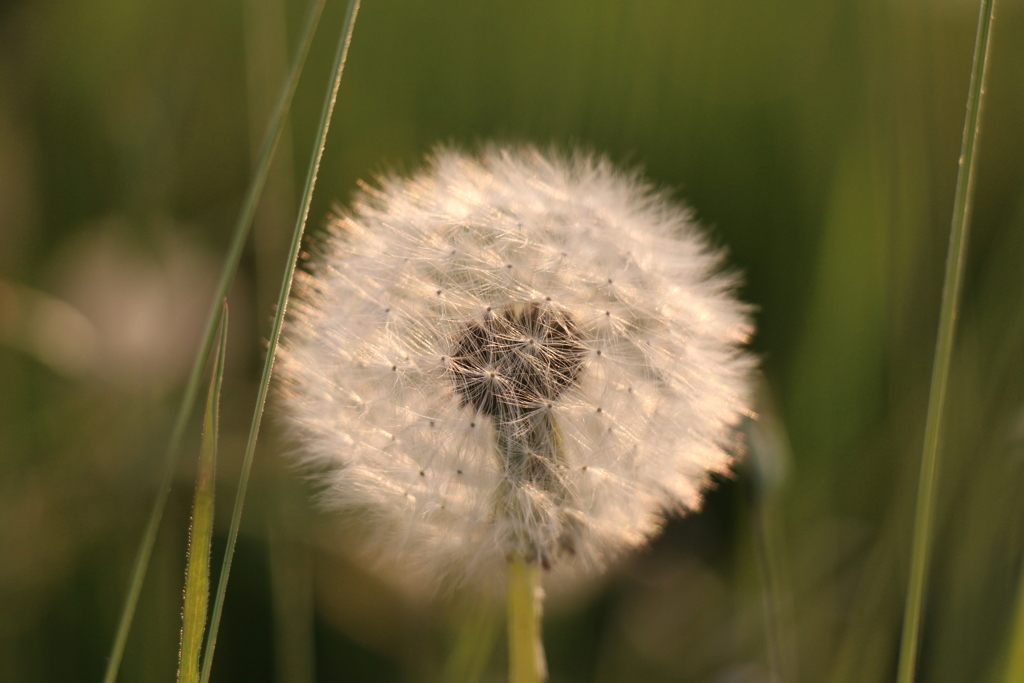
[2,0,1024,681]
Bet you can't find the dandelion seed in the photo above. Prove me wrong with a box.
[278,145,756,592]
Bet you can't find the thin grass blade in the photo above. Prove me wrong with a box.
[747,394,798,683]
[267,513,316,683]
[102,2,326,680]
[895,1,997,681]
[441,600,500,683]
[178,302,228,683]
[199,3,362,681]
[1000,563,1024,682]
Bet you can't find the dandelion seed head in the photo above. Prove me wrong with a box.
[279,146,756,591]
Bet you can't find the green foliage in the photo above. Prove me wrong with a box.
[1,0,1023,682]
[897,3,998,681]
[98,1,326,677]
[200,3,360,681]
[178,303,228,683]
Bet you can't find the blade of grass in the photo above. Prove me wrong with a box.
[199,3,362,681]
[178,302,229,683]
[895,1,997,681]
[1000,562,1024,682]
[267,512,315,683]
[441,600,500,683]
[102,1,326,680]
[747,388,798,683]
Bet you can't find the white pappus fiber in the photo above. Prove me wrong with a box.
[278,146,756,592]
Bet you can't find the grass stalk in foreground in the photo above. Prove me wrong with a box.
[895,1,997,681]
[1001,562,1024,682]
[178,303,228,683]
[102,1,326,679]
[199,2,362,680]
[508,557,546,683]
[747,391,797,683]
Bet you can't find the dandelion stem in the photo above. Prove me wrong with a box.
[895,1,996,681]
[102,1,325,679]
[507,557,546,683]
[199,2,362,681]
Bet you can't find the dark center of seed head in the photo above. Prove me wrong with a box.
[446,302,586,419]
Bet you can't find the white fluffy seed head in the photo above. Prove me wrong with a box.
[278,145,756,593]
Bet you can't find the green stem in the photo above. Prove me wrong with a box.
[178,303,228,683]
[102,2,325,680]
[199,2,362,681]
[1001,562,1024,682]
[894,1,996,682]
[508,557,546,683]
